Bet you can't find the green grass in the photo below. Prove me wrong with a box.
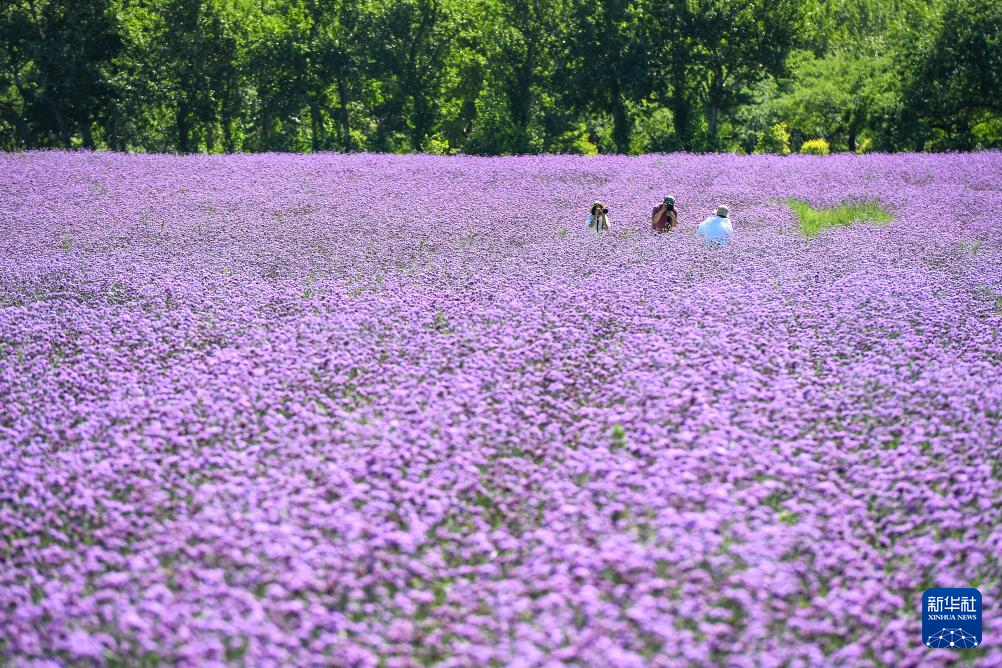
[787,198,893,238]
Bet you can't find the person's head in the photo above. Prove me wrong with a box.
[716,204,729,218]
[664,196,676,208]
[591,201,609,216]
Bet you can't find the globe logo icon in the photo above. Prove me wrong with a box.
[927,628,979,649]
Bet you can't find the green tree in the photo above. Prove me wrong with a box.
[644,0,803,151]
[558,0,651,153]
[688,0,803,150]
[256,0,369,152]
[491,0,563,152]
[0,0,997,154]
[463,0,570,155]
[773,47,898,152]
[904,0,1002,149]
[142,0,254,153]
[0,0,121,149]
[324,0,369,151]
[0,2,35,149]
[799,0,929,54]
[642,0,699,149]
[370,0,466,151]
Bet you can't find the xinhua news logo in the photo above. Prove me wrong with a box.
[922,588,982,649]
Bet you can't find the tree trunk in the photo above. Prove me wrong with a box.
[676,106,691,150]
[26,0,70,148]
[46,96,71,148]
[336,75,351,151]
[510,79,532,153]
[610,77,629,154]
[107,117,122,152]
[176,103,192,153]
[509,36,535,153]
[707,102,718,150]
[220,82,237,152]
[411,85,430,151]
[707,63,724,151]
[309,99,323,151]
[15,114,30,149]
[669,50,693,150]
[222,113,235,153]
[205,121,215,153]
[7,81,30,149]
[81,118,94,149]
[256,112,271,151]
[5,66,31,149]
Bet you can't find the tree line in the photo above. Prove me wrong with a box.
[1,0,999,155]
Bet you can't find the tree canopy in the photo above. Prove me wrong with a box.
[1,0,998,153]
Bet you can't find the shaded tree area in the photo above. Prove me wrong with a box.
[1,0,999,154]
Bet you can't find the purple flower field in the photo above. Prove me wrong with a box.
[1,151,1001,667]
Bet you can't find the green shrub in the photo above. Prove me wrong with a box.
[972,117,1002,148]
[787,198,893,237]
[755,123,791,155]
[422,134,453,155]
[569,135,599,156]
[799,138,830,155]
[549,122,598,155]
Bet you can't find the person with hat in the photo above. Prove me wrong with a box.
[586,200,611,234]
[698,205,734,246]
[651,195,679,233]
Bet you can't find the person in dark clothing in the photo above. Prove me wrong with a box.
[652,196,679,233]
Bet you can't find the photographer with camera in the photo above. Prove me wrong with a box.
[652,195,679,233]
[586,200,611,234]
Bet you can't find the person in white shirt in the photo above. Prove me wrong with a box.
[698,204,733,246]
[586,200,611,234]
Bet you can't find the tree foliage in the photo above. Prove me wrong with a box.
[0,0,998,153]
[902,0,1002,149]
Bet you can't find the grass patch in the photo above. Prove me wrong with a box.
[787,198,893,238]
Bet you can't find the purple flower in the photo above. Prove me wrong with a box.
[0,150,999,665]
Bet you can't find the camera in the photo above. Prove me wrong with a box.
[600,206,609,214]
